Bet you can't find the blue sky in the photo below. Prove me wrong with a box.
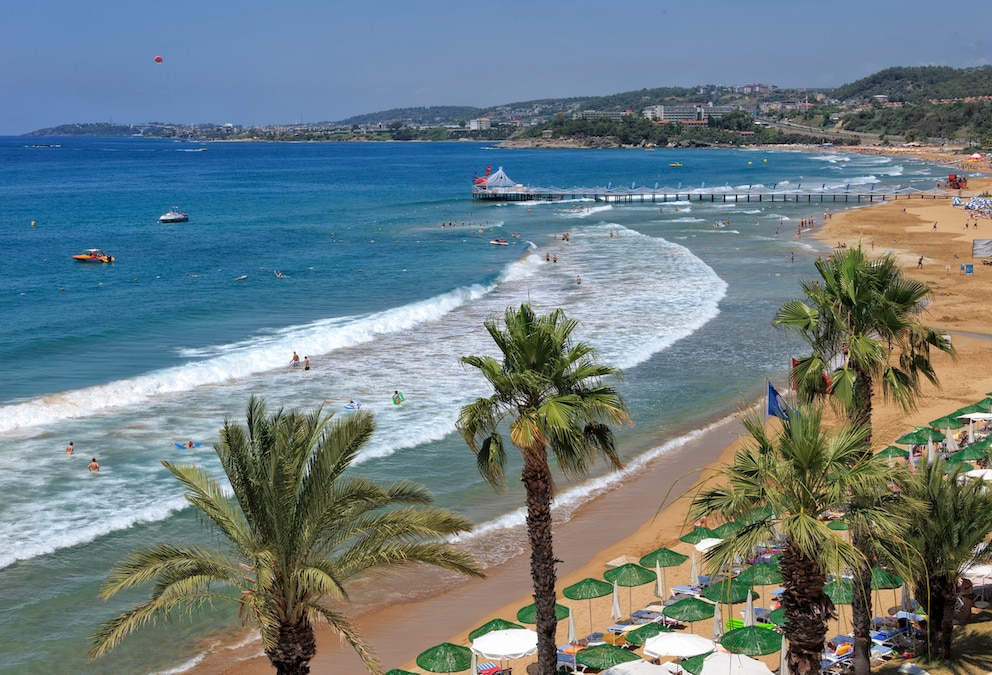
[1,0,989,135]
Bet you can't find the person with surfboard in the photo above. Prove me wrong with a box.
[392,390,405,405]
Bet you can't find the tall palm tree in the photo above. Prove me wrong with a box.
[898,460,992,660]
[690,406,908,675]
[773,245,953,675]
[90,397,483,675]
[457,303,631,675]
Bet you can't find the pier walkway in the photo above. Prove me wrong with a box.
[472,184,974,204]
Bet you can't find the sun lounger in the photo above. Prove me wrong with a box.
[478,662,501,675]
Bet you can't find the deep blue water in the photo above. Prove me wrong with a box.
[0,137,955,674]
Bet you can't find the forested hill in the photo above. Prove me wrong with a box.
[830,66,992,103]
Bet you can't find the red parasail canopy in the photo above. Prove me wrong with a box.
[154,55,163,63]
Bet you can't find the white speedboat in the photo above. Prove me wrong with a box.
[159,208,189,223]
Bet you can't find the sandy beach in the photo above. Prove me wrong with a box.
[196,157,992,675]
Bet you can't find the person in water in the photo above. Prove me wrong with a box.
[303,356,310,371]
[291,351,300,367]
[88,458,100,472]
[66,441,74,456]
[185,441,196,449]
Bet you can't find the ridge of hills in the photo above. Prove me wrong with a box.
[22,65,992,146]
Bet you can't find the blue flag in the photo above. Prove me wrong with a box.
[767,382,790,421]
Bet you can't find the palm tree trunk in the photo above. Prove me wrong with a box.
[928,575,956,660]
[781,540,833,675]
[849,533,873,675]
[265,619,316,675]
[850,369,874,675]
[522,449,559,675]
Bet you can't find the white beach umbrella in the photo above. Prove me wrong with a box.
[655,561,665,598]
[900,583,914,613]
[643,633,715,659]
[695,538,723,553]
[603,662,677,675]
[612,581,623,621]
[695,651,775,675]
[567,607,577,645]
[712,601,724,642]
[945,428,960,453]
[963,468,992,482]
[779,634,789,675]
[690,552,700,587]
[743,589,756,627]
[470,628,539,661]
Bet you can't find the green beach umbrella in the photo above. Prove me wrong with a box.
[604,563,656,618]
[734,504,774,527]
[711,522,741,539]
[681,651,716,675]
[895,427,944,444]
[575,643,641,670]
[639,547,689,569]
[702,579,754,605]
[952,445,989,462]
[825,580,853,605]
[737,562,782,587]
[720,626,782,656]
[385,670,418,675]
[562,577,613,636]
[871,568,904,619]
[767,607,788,627]
[946,461,973,474]
[663,596,716,632]
[877,445,909,459]
[680,527,717,544]
[416,642,472,673]
[624,620,674,645]
[930,414,965,430]
[515,602,569,624]
[826,519,850,531]
[468,618,524,642]
[640,547,689,600]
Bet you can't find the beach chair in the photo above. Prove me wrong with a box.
[478,662,501,675]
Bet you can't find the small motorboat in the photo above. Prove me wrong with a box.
[489,238,508,246]
[73,248,115,263]
[159,208,189,223]
[669,163,683,167]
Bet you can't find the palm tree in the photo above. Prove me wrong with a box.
[457,303,631,675]
[897,460,992,660]
[690,406,908,675]
[90,397,483,675]
[773,245,953,675]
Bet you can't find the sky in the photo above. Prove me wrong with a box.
[1,0,990,136]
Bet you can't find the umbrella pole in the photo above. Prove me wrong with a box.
[588,599,594,639]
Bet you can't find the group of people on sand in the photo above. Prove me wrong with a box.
[66,440,101,472]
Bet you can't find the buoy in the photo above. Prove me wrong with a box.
[31,221,36,227]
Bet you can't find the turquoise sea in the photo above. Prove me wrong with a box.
[0,138,956,674]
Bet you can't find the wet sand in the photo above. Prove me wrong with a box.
[196,167,992,675]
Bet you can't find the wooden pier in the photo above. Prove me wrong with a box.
[472,186,970,204]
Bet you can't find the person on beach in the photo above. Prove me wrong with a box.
[918,256,925,269]
[65,441,74,456]
[88,458,100,472]
[291,352,300,367]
